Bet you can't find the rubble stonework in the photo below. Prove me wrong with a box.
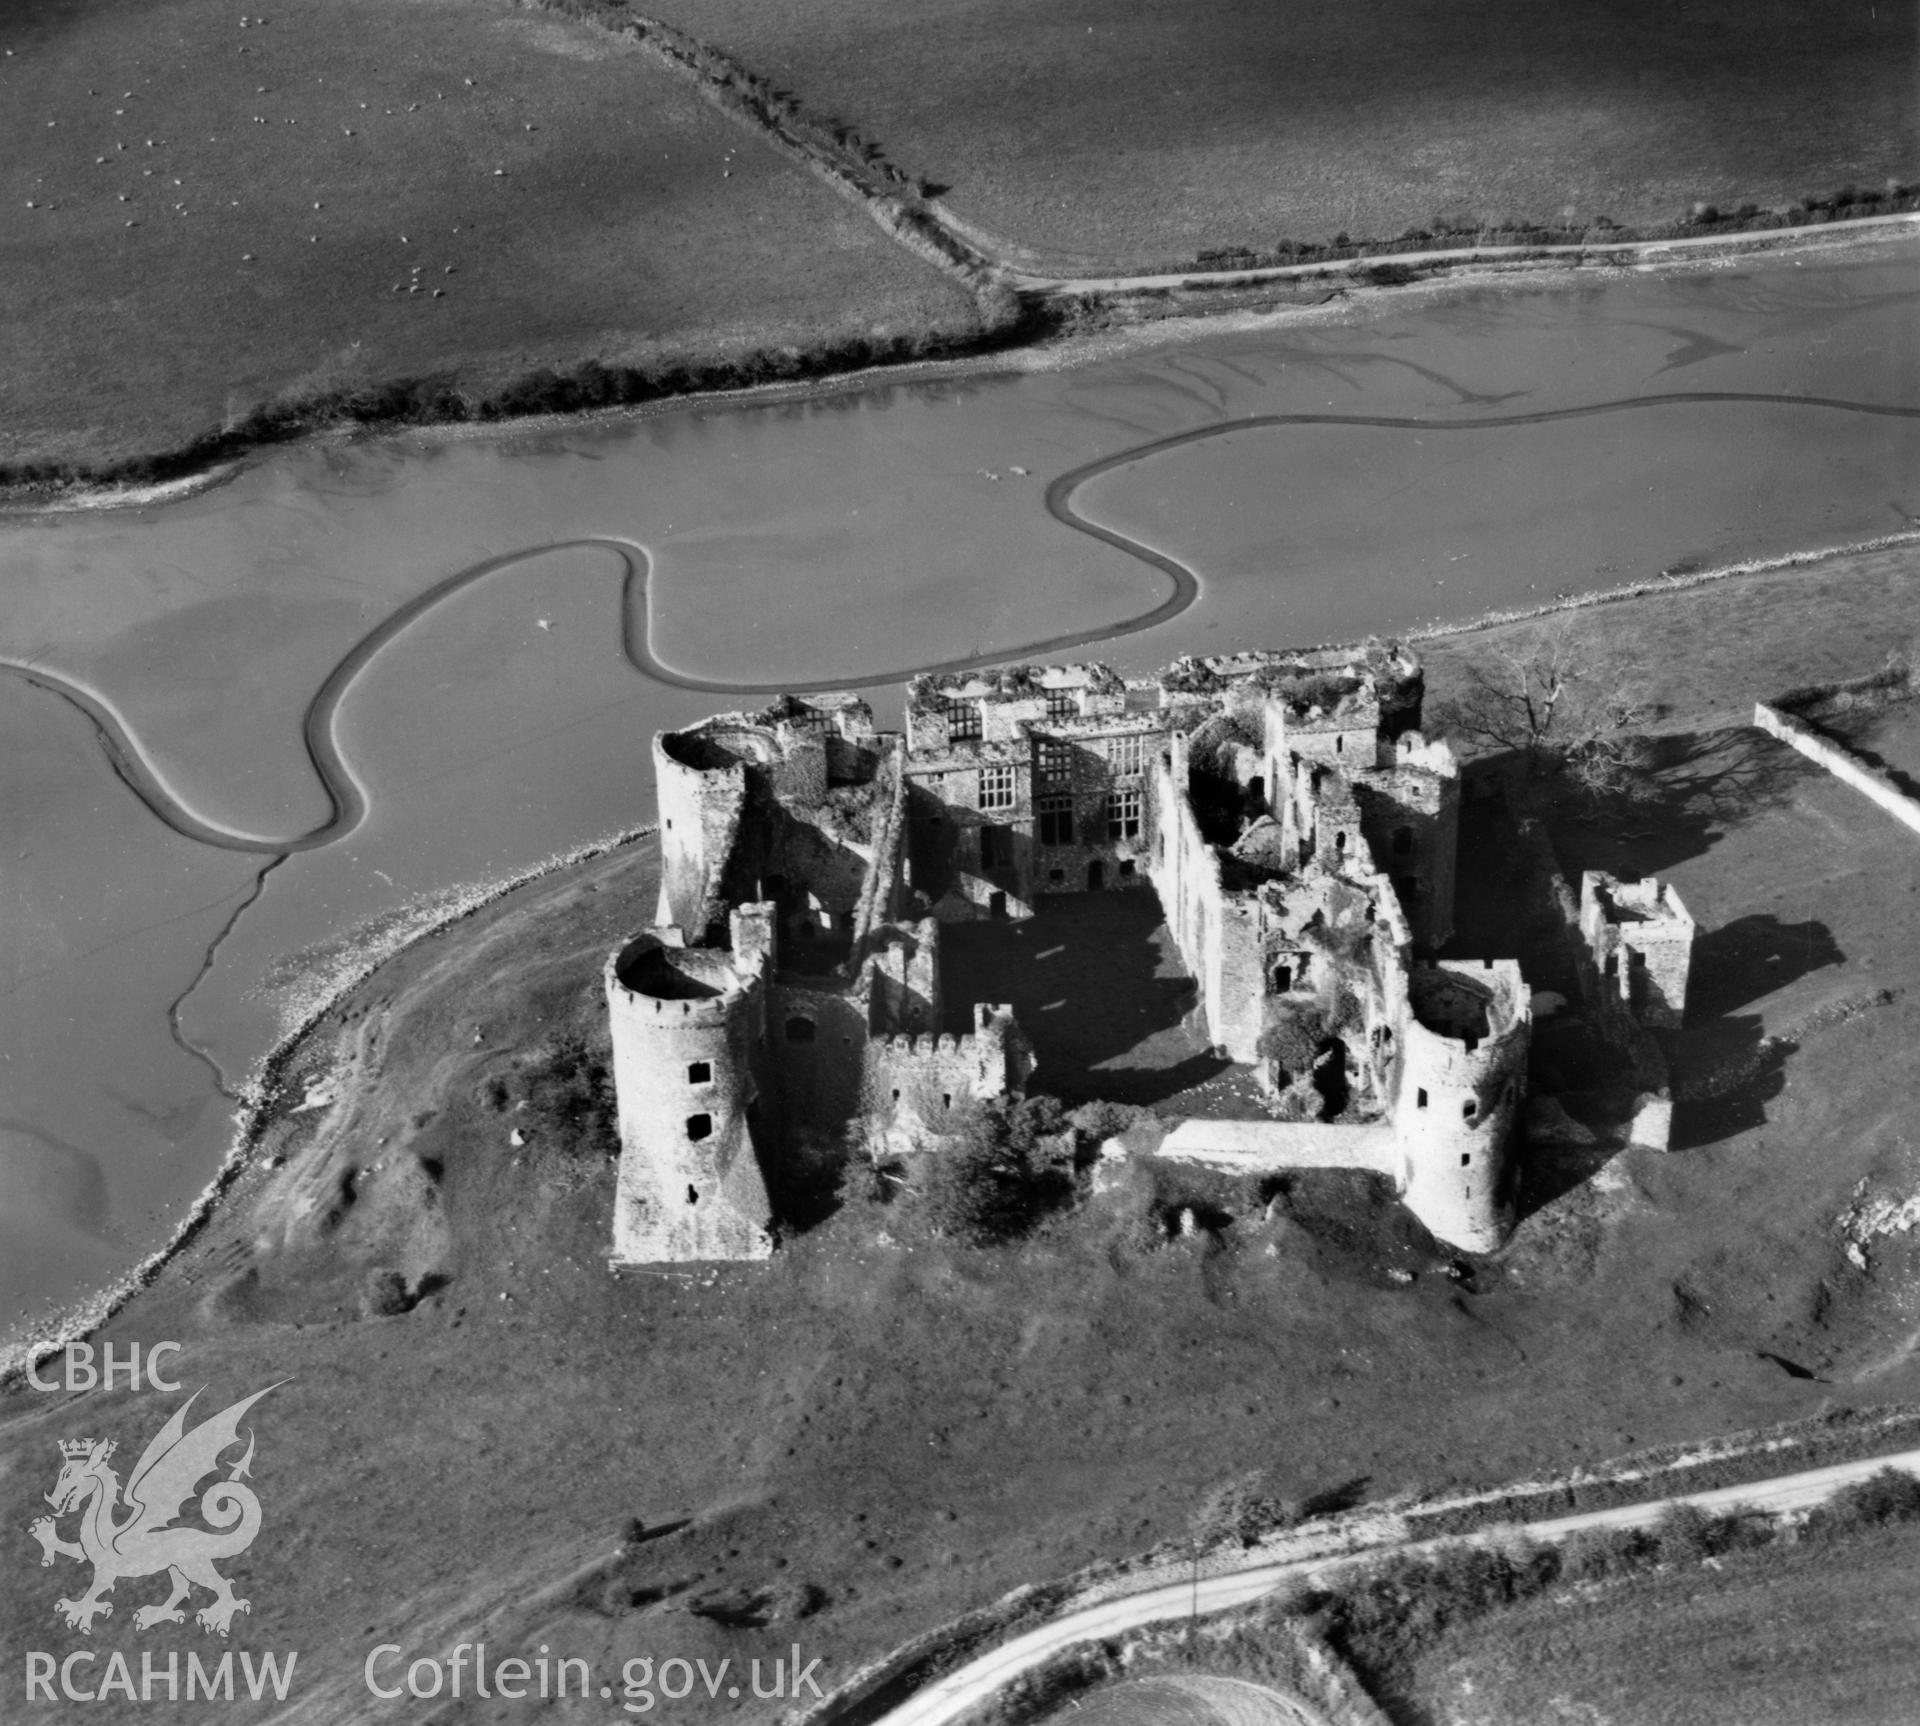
[1579,871,1694,1030]
[606,647,1572,1263]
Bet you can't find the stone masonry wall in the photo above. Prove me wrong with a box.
[1755,701,1920,837]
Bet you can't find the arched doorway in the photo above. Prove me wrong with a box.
[1087,859,1105,891]
[1312,1037,1351,1121]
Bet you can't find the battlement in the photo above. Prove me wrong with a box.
[877,1029,972,1058]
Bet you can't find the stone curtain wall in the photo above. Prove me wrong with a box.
[1157,1117,1396,1173]
[1755,702,1920,837]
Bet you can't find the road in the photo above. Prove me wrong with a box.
[1000,211,1920,297]
[871,1446,1920,1726]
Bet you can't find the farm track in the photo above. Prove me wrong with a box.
[841,1446,1920,1726]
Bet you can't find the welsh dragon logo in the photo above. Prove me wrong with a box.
[29,1382,282,1637]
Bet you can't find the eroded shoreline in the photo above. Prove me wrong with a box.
[0,823,654,1382]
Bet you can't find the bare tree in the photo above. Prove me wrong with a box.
[1433,620,1660,800]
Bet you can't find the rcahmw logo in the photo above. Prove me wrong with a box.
[21,1367,298,1705]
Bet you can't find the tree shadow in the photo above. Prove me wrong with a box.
[1539,724,1814,884]
[1465,730,1835,1164]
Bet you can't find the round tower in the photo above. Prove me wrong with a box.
[652,730,748,937]
[1393,960,1529,1253]
[604,935,772,1263]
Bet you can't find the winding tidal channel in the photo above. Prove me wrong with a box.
[3,242,1918,1343]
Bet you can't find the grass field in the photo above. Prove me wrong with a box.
[1415,543,1920,739]
[0,0,982,469]
[642,0,1918,267]
[1402,1520,1920,1724]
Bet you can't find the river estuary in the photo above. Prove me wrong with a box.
[2,239,1916,1351]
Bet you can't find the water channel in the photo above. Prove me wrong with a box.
[3,240,1916,1348]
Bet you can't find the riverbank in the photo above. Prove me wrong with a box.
[4,215,1914,513]
[0,824,651,1385]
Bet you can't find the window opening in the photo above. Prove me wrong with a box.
[1038,794,1074,845]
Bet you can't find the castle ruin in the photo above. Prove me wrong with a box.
[605,643,1676,1264]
